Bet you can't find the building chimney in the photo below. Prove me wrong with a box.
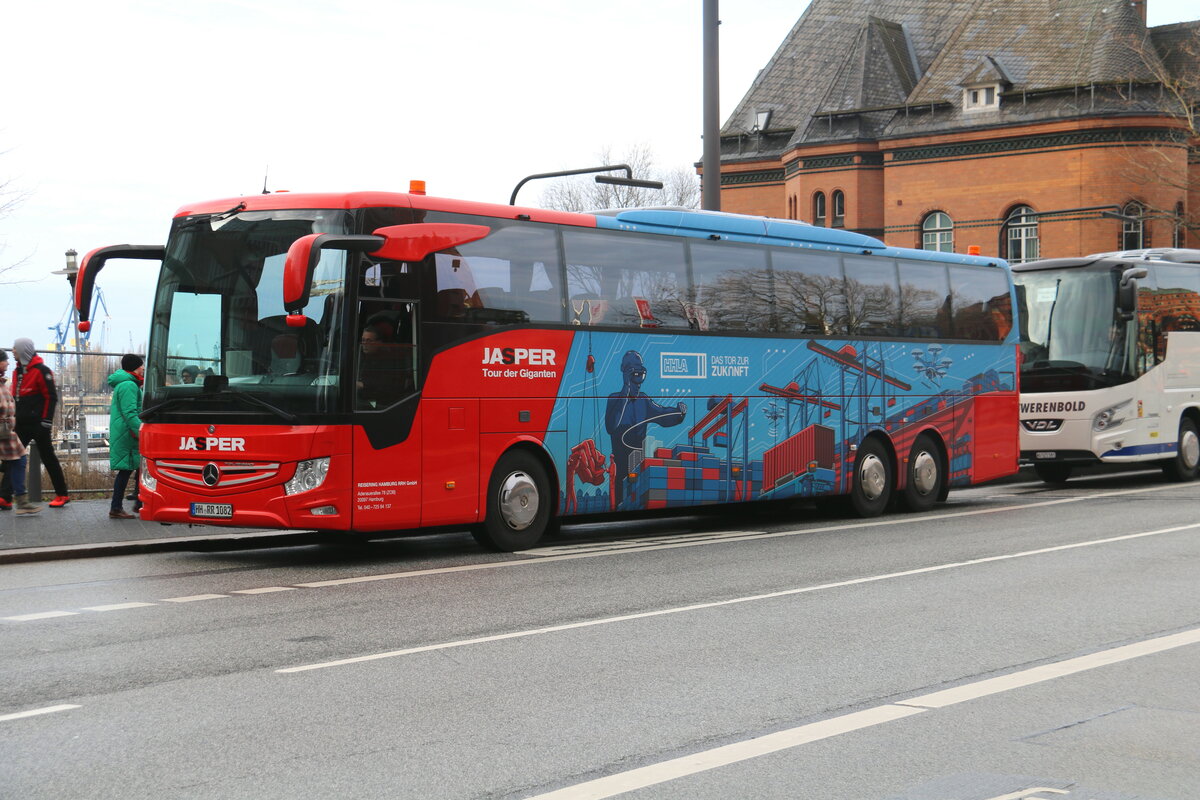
[1131,0,1147,25]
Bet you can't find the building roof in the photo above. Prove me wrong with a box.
[722,0,1197,161]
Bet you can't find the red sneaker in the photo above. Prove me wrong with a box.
[0,498,11,511]
[49,495,71,508]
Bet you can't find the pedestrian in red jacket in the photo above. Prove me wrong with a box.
[0,338,70,508]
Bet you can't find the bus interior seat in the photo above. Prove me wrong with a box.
[255,315,322,374]
[436,288,470,321]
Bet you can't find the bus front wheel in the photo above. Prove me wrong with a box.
[473,450,553,552]
[1033,463,1072,484]
[1163,417,1200,482]
[850,437,892,517]
[902,434,944,513]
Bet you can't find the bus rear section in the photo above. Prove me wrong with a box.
[1013,251,1200,484]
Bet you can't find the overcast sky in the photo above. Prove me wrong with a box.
[2,0,1195,357]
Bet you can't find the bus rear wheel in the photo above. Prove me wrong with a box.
[472,450,553,552]
[902,434,943,513]
[849,437,892,517]
[1163,417,1200,482]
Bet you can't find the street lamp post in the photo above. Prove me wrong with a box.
[52,249,88,471]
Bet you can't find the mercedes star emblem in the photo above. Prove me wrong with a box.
[202,463,221,487]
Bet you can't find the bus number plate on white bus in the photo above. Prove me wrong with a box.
[1035,452,1057,460]
[191,503,233,519]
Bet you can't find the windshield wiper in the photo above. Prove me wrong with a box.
[218,390,298,423]
[177,202,247,230]
[140,396,194,419]
[139,389,297,423]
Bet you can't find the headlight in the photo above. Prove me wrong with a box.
[1093,400,1131,432]
[285,457,330,495]
[140,464,157,491]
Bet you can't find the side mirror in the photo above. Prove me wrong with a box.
[1117,266,1148,321]
[75,245,166,331]
[281,223,490,316]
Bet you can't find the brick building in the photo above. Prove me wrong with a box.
[714,0,1199,261]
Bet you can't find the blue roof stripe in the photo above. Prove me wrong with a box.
[592,208,1004,267]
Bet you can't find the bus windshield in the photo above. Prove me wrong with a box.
[1016,266,1138,392]
[144,208,350,418]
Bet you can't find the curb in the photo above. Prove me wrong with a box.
[0,530,320,564]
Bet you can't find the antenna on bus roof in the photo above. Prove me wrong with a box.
[262,165,270,195]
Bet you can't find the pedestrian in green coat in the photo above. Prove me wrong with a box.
[108,354,144,519]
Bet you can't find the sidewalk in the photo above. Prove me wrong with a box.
[0,497,311,563]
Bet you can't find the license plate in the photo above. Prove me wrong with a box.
[1035,451,1057,460]
[191,502,233,519]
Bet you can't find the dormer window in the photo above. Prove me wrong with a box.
[963,84,1000,112]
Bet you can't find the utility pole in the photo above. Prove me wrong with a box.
[702,0,721,211]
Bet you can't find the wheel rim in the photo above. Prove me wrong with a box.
[498,470,539,530]
[858,454,887,501]
[1181,427,1200,470]
[911,450,938,496]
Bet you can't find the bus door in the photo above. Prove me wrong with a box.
[351,284,424,530]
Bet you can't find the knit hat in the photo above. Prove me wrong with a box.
[13,338,36,365]
[121,353,144,372]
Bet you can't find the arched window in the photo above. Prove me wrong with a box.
[922,212,954,252]
[832,190,845,228]
[1122,202,1145,250]
[813,192,826,227]
[1005,205,1039,264]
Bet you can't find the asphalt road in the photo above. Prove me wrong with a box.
[1,469,1197,799]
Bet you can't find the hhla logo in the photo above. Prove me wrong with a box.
[180,436,246,452]
[481,347,556,366]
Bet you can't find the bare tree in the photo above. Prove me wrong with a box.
[1116,25,1199,243]
[0,170,32,284]
[539,144,700,212]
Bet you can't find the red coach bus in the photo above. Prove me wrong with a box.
[75,183,1019,550]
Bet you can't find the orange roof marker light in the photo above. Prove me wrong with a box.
[967,245,981,255]
[410,180,427,195]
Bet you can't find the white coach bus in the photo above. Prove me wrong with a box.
[1013,248,1200,484]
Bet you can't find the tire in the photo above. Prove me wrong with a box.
[849,437,892,517]
[902,433,944,512]
[1033,463,1073,484]
[471,450,553,552]
[1162,417,1200,482]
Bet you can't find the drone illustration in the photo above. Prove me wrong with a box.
[912,344,953,386]
[761,401,786,437]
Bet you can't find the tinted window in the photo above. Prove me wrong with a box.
[771,249,846,335]
[949,265,1012,340]
[689,241,771,331]
[563,230,689,328]
[898,262,951,338]
[1147,264,1200,361]
[430,221,564,325]
[843,257,899,336]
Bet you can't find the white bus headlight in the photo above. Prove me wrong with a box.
[140,464,157,491]
[1093,400,1131,432]
[285,457,330,495]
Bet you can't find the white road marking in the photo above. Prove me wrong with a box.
[3,611,80,622]
[277,521,1200,674]
[4,481,1195,622]
[526,626,1200,800]
[162,594,228,603]
[230,587,295,595]
[898,627,1200,709]
[0,704,81,723]
[82,602,157,612]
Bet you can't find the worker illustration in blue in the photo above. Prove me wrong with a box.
[605,350,687,507]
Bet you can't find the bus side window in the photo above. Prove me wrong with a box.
[949,266,1013,341]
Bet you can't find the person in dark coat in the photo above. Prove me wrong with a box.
[0,338,70,507]
[108,354,144,519]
